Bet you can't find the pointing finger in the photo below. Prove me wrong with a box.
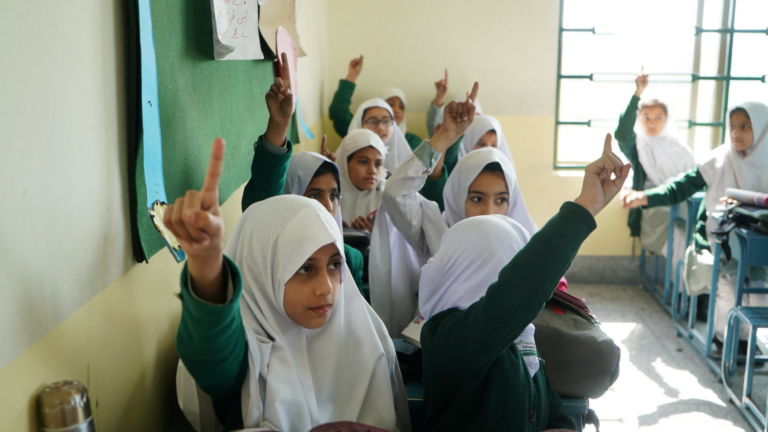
[202,138,225,194]
[280,53,291,92]
[602,133,613,155]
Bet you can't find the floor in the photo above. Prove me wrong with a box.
[569,283,755,432]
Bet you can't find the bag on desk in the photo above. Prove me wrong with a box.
[533,292,620,399]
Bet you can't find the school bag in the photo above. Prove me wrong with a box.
[533,290,620,399]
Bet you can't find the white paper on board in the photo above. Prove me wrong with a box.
[210,0,264,60]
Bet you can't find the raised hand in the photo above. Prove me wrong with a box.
[635,67,649,97]
[164,139,227,303]
[428,82,479,153]
[319,134,336,163]
[264,53,295,146]
[346,55,364,83]
[434,69,449,107]
[574,134,632,217]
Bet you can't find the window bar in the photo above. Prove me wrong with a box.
[561,26,767,35]
[721,0,738,143]
[553,0,566,170]
[555,120,724,128]
[557,73,765,83]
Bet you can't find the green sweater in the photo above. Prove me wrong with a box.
[615,95,645,237]
[421,202,594,431]
[241,135,365,287]
[644,167,709,252]
[177,258,248,431]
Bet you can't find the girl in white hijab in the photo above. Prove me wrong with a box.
[379,87,423,151]
[168,144,410,431]
[458,115,515,164]
[348,98,413,174]
[334,129,389,229]
[623,101,768,345]
[417,133,631,429]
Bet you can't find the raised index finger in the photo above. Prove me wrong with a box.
[445,69,448,84]
[468,82,479,103]
[202,138,226,193]
[280,52,292,92]
[602,133,613,155]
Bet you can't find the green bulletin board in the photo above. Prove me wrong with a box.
[129,0,298,262]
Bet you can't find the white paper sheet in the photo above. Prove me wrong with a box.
[210,0,264,60]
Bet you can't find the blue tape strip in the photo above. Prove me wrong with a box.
[296,97,315,140]
[138,0,184,262]
[138,0,167,207]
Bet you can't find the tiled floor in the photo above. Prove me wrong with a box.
[569,283,753,431]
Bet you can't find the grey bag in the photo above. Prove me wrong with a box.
[533,301,620,399]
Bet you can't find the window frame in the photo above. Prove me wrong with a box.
[553,0,767,170]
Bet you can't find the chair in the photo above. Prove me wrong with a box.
[405,381,424,432]
[719,227,768,432]
[670,192,704,338]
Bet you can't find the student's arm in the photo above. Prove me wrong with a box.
[177,257,249,399]
[422,134,630,376]
[622,167,707,209]
[241,137,293,212]
[405,132,423,151]
[382,85,480,256]
[242,53,297,212]
[427,69,449,137]
[329,56,363,137]
[615,74,647,160]
[419,167,448,212]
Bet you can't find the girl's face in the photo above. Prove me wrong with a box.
[304,172,340,218]
[385,96,405,126]
[284,243,342,329]
[362,107,393,143]
[473,131,498,151]
[347,146,383,191]
[639,105,667,137]
[730,111,754,152]
[464,171,510,218]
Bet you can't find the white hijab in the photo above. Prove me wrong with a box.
[459,115,514,164]
[418,215,540,377]
[348,98,412,173]
[225,196,405,431]
[698,102,768,245]
[444,147,536,233]
[368,148,536,337]
[379,87,408,135]
[285,151,343,230]
[335,129,388,224]
[634,105,695,188]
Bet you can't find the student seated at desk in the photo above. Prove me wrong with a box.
[168,146,409,431]
[417,134,631,431]
[329,56,413,172]
[623,102,768,351]
[616,72,695,265]
[240,67,364,288]
[458,114,515,165]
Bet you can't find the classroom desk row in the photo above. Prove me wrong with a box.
[639,192,768,432]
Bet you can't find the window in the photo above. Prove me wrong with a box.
[554,0,768,169]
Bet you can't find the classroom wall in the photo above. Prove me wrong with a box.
[324,0,634,256]
[0,0,329,429]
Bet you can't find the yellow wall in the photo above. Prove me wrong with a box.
[323,0,633,256]
[0,0,330,428]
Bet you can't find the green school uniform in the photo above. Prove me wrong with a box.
[643,167,710,252]
[615,95,646,237]
[421,202,593,431]
[241,136,365,287]
[177,258,248,431]
[405,132,423,151]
